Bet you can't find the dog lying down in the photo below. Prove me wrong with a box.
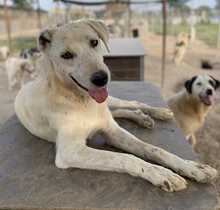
[15,19,217,192]
[167,75,220,147]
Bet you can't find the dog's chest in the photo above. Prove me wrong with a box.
[53,100,111,132]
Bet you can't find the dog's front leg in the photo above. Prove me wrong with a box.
[187,135,196,148]
[111,109,154,129]
[107,96,173,121]
[55,130,186,192]
[20,72,26,87]
[102,121,218,184]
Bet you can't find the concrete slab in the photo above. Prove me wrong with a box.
[0,82,218,210]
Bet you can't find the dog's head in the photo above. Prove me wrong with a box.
[38,19,110,103]
[177,32,190,45]
[21,60,35,73]
[184,75,220,106]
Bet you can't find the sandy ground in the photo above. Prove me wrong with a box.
[0,33,220,208]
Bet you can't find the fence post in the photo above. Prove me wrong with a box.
[161,0,167,88]
[3,0,12,54]
[217,4,220,49]
[36,0,42,30]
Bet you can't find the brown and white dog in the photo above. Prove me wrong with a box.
[0,46,10,60]
[167,75,220,147]
[15,20,217,192]
[173,32,190,65]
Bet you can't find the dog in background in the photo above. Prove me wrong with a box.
[20,47,41,59]
[5,57,36,91]
[167,75,220,147]
[20,47,42,77]
[0,46,10,60]
[173,32,190,66]
[15,20,217,192]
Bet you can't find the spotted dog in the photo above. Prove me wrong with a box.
[167,75,220,147]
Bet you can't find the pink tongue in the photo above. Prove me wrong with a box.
[88,86,108,103]
[201,95,212,106]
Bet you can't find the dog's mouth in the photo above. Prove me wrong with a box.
[199,94,213,106]
[70,76,108,103]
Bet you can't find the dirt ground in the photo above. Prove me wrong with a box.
[0,33,220,208]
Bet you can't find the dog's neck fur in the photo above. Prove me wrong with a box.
[179,90,210,122]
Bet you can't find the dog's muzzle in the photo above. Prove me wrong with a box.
[199,89,213,106]
[70,70,109,104]
[91,70,108,87]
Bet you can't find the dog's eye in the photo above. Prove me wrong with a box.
[197,82,202,86]
[90,39,98,48]
[209,80,215,87]
[61,52,73,59]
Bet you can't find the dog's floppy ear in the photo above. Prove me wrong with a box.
[38,29,56,52]
[86,20,110,52]
[210,76,220,90]
[184,76,197,94]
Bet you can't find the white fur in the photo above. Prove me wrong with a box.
[5,57,35,91]
[15,20,217,192]
[0,46,10,60]
[173,32,190,66]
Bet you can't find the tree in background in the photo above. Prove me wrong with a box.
[215,0,220,10]
[168,0,189,8]
[11,0,35,9]
[197,5,212,22]
[168,0,191,14]
[173,4,190,13]
[197,5,212,13]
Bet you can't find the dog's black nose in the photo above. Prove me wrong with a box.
[91,70,108,87]
[206,89,213,95]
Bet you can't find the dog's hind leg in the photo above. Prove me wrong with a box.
[102,120,218,184]
[20,72,26,87]
[55,130,187,192]
[107,96,173,121]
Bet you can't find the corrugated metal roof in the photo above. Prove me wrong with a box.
[102,38,146,57]
[60,0,161,6]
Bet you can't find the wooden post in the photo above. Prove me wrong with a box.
[161,0,167,88]
[36,0,42,30]
[127,2,131,38]
[3,0,12,54]
[217,0,220,49]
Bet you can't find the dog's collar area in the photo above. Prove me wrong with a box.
[24,68,33,74]
[176,42,185,46]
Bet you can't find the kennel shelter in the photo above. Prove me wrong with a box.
[102,38,146,81]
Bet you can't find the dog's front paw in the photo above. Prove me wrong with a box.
[149,165,187,192]
[150,108,174,121]
[178,160,218,183]
[134,109,155,129]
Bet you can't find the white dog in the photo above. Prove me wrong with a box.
[15,20,217,192]
[173,32,190,66]
[0,46,10,60]
[5,57,36,91]
[167,75,220,147]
